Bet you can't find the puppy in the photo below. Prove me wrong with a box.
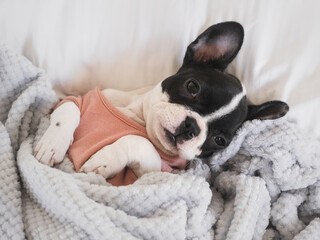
[35,22,289,183]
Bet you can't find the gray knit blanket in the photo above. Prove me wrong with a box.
[1,45,320,240]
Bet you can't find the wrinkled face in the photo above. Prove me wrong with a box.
[145,66,247,160]
[144,21,289,160]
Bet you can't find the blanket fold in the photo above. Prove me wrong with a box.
[1,45,320,240]
[0,45,215,240]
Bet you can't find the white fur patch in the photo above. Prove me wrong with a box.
[145,89,209,159]
[80,135,161,178]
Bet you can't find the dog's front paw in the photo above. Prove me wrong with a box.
[79,148,126,179]
[35,125,73,166]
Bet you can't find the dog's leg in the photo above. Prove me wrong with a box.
[80,135,162,178]
[35,102,80,166]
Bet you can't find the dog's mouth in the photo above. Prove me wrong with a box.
[164,129,177,146]
[164,128,192,147]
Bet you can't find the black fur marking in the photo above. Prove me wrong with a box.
[198,99,247,158]
[161,21,289,159]
[162,66,244,116]
[56,122,60,127]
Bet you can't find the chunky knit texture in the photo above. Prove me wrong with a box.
[208,110,320,239]
[0,45,215,239]
[1,45,320,239]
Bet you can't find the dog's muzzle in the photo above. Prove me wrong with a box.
[165,116,200,146]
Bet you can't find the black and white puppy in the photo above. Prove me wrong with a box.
[35,22,289,178]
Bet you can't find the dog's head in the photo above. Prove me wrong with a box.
[145,22,289,160]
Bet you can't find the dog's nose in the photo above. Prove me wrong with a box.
[175,117,200,143]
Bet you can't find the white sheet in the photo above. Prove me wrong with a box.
[0,0,319,138]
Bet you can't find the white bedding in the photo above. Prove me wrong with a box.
[0,0,319,138]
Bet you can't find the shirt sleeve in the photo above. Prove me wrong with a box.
[54,95,83,112]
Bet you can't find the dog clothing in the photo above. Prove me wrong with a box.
[56,87,187,186]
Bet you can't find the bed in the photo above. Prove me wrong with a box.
[1,1,320,239]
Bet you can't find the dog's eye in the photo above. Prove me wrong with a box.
[186,79,200,96]
[213,136,226,147]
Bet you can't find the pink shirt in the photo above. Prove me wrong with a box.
[57,87,187,186]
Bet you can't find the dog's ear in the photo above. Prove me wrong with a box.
[246,101,289,121]
[183,21,244,71]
